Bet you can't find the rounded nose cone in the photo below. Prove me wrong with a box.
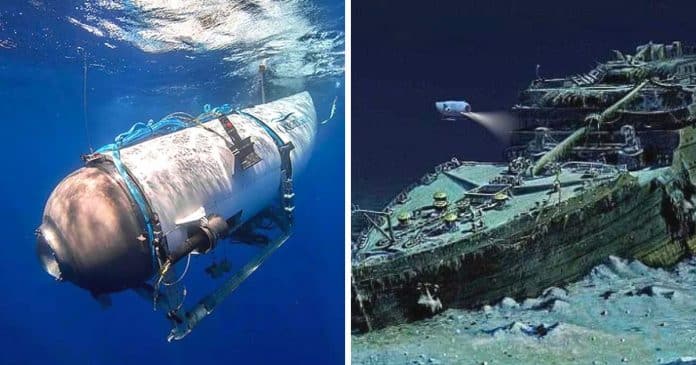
[37,166,154,294]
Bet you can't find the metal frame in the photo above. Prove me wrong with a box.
[352,208,395,243]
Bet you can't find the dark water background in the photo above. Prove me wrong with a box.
[352,0,696,210]
[0,1,344,364]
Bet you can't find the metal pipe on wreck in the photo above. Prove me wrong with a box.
[531,80,649,176]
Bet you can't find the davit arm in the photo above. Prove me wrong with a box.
[531,80,649,176]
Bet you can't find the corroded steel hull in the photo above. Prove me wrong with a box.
[353,41,696,332]
[351,126,696,332]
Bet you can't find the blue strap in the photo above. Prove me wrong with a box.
[235,110,286,147]
[91,102,236,272]
[103,149,158,271]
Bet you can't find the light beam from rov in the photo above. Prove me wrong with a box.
[435,100,517,140]
[460,111,519,141]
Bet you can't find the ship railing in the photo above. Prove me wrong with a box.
[351,206,395,243]
[464,184,512,205]
[384,157,465,212]
[560,161,624,174]
[353,158,468,246]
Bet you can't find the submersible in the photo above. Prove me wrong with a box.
[36,92,317,340]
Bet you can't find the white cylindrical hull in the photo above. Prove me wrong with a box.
[118,92,317,254]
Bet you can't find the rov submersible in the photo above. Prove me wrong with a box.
[36,72,319,340]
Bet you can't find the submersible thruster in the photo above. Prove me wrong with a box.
[36,92,317,340]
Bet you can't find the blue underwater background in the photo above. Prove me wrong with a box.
[0,1,344,364]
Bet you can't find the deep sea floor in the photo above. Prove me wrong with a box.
[352,256,696,365]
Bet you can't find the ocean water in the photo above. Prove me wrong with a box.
[0,1,344,364]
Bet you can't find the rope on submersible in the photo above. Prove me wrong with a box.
[77,47,93,153]
[161,254,192,287]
